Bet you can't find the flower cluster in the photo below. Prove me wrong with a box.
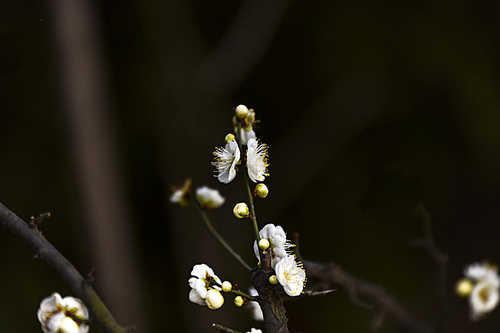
[213,105,269,185]
[37,292,89,333]
[188,264,225,310]
[456,262,500,320]
[254,223,306,297]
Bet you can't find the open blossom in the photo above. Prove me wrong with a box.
[196,186,225,209]
[212,140,240,184]
[37,292,89,333]
[253,224,294,268]
[275,255,306,297]
[246,138,269,183]
[188,264,222,307]
[462,262,500,319]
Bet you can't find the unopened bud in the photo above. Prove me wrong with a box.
[225,133,236,143]
[206,289,224,310]
[258,238,270,250]
[269,275,279,285]
[235,105,249,120]
[234,295,244,307]
[456,278,473,297]
[254,183,269,198]
[222,281,232,292]
[233,202,249,219]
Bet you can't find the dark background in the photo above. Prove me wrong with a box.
[2,0,500,332]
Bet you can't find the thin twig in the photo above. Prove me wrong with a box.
[211,323,242,333]
[236,121,261,242]
[193,199,252,271]
[0,202,128,333]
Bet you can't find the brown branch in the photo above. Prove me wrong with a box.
[0,202,128,333]
[253,250,289,333]
[302,259,435,333]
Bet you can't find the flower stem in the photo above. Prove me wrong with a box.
[193,199,252,271]
[229,289,256,301]
[236,122,261,242]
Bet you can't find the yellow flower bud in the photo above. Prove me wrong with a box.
[269,275,279,285]
[234,296,244,307]
[456,278,474,297]
[233,202,249,219]
[235,105,249,120]
[225,133,236,143]
[222,281,232,292]
[254,183,269,198]
[258,238,270,250]
[246,108,255,123]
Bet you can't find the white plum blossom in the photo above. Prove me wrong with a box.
[462,262,500,320]
[37,292,89,333]
[188,264,222,307]
[247,287,264,321]
[212,140,241,184]
[246,329,263,333]
[196,186,225,209]
[275,255,306,297]
[246,138,269,183]
[470,279,499,319]
[253,224,293,268]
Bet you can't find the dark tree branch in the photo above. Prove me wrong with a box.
[0,202,128,333]
[253,250,289,333]
[302,259,435,333]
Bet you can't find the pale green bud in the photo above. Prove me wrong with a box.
[233,202,249,219]
[269,275,279,285]
[225,133,236,143]
[222,281,232,292]
[258,238,270,250]
[235,105,249,120]
[246,109,255,123]
[234,295,244,307]
[254,183,269,198]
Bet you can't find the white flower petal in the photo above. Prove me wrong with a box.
[470,280,500,320]
[246,138,269,183]
[253,224,293,268]
[212,140,240,184]
[63,296,89,320]
[189,289,207,306]
[275,255,306,297]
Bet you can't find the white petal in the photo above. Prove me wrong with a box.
[470,280,499,319]
[189,289,207,306]
[63,296,89,320]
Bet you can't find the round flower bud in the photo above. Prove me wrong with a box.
[258,238,270,250]
[269,275,279,285]
[206,289,224,310]
[255,183,269,198]
[456,278,474,297]
[235,105,249,120]
[234,296,244,307]
[222,281,232,292]
[233,202,249,219]
[225,133,236,143]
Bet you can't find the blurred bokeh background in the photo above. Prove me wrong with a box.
[2,0,500,332]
